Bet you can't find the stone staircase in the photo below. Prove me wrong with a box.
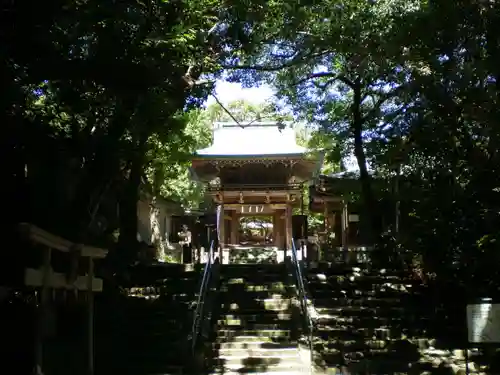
[95,264,201,375]
[306,263,482,375]
[207,264,308,375]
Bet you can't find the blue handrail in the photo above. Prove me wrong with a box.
[290,239,314,374]
[191,240,215,354]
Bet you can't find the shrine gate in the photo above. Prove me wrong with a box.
[190,122,323,263]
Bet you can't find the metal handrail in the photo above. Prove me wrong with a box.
[191,240,215,354]
[290,239,314,374]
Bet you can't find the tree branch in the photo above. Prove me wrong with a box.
[221,50,333,72]
[293,72,355,89]
[360,84,410,123]
[210,93,245,128]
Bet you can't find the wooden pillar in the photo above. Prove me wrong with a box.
[323,201,328,233]
[230,211,238,245]
[273,211,283,248]
[285,204,293,251]
[341,200,349,253]
[272,212,278,247]
[35,246,52,375]
[87,258,94,375]
[218,204,225,249]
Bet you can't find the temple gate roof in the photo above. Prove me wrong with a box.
[191,121,324,188]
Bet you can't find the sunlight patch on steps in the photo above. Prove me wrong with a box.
[229,302,239,310]
[217,330,291,339]
[126,287,160,299]
[263,297,290,311]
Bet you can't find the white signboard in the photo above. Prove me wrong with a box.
[467,302,500,343]
[349,214,360,222]
[216,204,222,241]
[241,205,265,214]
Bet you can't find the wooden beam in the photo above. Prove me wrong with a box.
[87,259,95,375]
[19,223,108,259]
[25,268,103,292]
[208,191,301,197]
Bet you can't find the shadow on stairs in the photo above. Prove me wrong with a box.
[203,264,308,375]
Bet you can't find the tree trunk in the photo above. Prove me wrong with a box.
[117,135,147,266]
[351,82,378,244]
[67,98,135,243]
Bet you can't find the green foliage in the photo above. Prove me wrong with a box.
[206,99,292,125]
[1,0,284,257]
[5,0,500,296]
[220,0,500,295]
[146,109,212,209]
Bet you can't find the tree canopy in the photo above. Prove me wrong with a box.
[4,0,500,293]
[219,0,500,292]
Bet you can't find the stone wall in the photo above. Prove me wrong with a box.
[136,197,182,262]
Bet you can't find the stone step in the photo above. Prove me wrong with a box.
[221,276,284,281]
[316,355,415,373]
[169,293,200,302]
[315,325,422,341]
[311,296,401,308]
[221,280,288,291]
[221,264,287,271]
[217,329,291,339]
[218,321,294,330]
[216,352,302,366]
[333,285,414,295]
[308,274,412,284]
[215,336,295,346]
[218,313,293,325]
[315,339,392,351]
[309,281,413,291]
[219,291,290,301]
[314,306,405,316]
[310,288,407,299]
[307,264,408,275]
[218,347,299,359]
[211,359,303,372]
[220,299,292,312]
[220,276,288,284]
[315,337,433,352]
[314,313,415,325]
[208,371,303,375]
[215,340,297,350]
[219,305,292,315]
[314,316,413,327]
[321,352,420,374]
